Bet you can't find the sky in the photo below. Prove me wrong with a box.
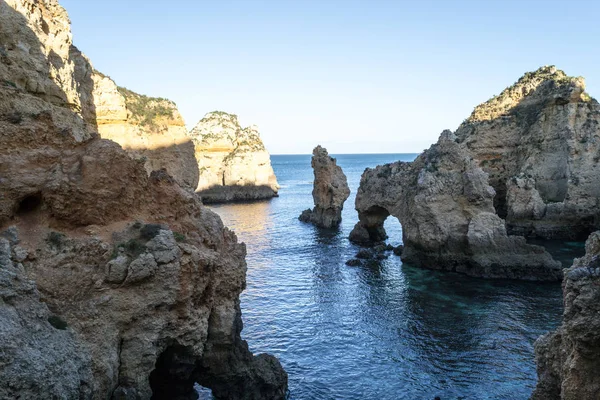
[61,0,600,154]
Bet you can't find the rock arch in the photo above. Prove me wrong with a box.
[350,131,562,281]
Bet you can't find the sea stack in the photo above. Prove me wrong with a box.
[0,0,287,398]
[532,231,600,399]
[188,111,279,203]
[299,146,351,228]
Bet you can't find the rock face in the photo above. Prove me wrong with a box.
[299,146,350,228]
[456,66,600,239]
[93,73,199,191]
[532,231,600,399]
[0,1,287,399]
[189,111,279,202]
[349,131,562,280]
[350,66,600,280]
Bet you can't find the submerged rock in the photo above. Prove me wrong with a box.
[299,146,351,228]
[355,249,372,259]
[532,231,600,399]
[0,1,287,398]
[349,130,562,281]
[345,259,363,266]
[189,111,279,202]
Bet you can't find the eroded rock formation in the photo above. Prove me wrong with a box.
[0,1,287,399]
[532,231,600,399]
[350,66,600,280]
[299,145,350,228]
[93,73,199,190]
[189,111,279,202]
[456,66,600,239]
[349,131,562,280]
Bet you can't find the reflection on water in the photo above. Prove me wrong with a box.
[210,200,275,258]
[207,154,567,400]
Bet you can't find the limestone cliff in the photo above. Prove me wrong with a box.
[93,72,199,190]
[456,66,600,239]
[349,131,561,280]
[350,66,600,280]
[189,111,279,202]
[531,231,600,399]
[0,1,287,399]
[299,145,350,228]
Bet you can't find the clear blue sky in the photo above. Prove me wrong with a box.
[61,0,600,154]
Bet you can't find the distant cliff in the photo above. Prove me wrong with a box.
[92,73,199,190]
[189,111,279,202]
[93,81,279,202]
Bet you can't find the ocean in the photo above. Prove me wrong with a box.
[205,153,577,400]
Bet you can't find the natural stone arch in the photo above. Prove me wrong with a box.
[350,206,391,244]
[349,131,562,281]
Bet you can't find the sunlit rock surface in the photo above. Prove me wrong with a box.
[189,111,279,202]
[93,73,199,190]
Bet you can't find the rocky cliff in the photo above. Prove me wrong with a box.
[189,111,279,202]
[350,66,600,280]
[349,131,561,280]
[299,145,350,228]
[0,1,287,399]
[93,72,199,190]
[531,231,600,399]
[456,66,600,239]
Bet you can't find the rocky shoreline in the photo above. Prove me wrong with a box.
[0,1,286,398]
[531,231,600,399]
[1,0,600,397]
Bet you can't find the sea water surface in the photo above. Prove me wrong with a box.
[206,154,578,400]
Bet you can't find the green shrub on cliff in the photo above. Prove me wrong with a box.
[117,86,174,131]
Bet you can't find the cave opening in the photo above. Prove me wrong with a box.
[362,205,390,244]
[492,181,508,219]
[16,192,43,216]
[149,345,199,400]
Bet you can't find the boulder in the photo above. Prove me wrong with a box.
[345,259,363,267]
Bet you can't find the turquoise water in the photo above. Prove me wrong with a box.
[207,154,570,400]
